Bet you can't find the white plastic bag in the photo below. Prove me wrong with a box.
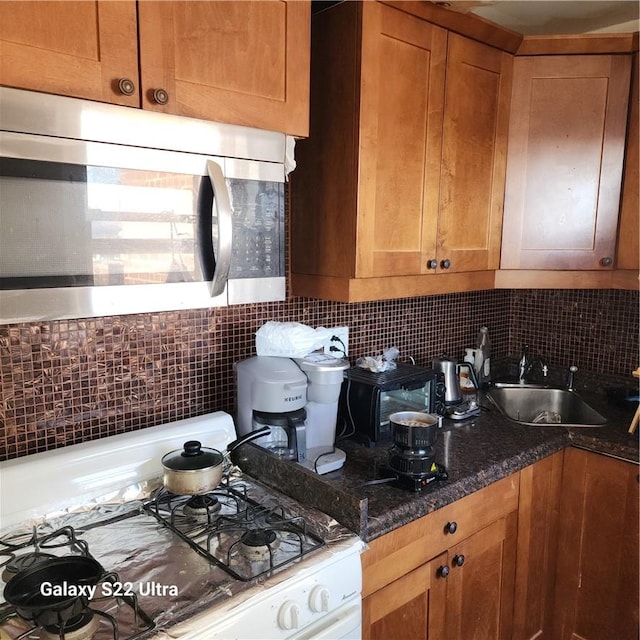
[255,321,334,358]
[356,347,400,372]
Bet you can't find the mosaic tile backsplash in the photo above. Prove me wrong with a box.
[1,288,637,460]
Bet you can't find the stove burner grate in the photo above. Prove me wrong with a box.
[241,528,277,547]
[0,526,157,640]
[6,551,57,575]
[41,610,100,640]
[144,483,325,582]
[152,483,253,527]
[182,494,222,520]
[237,529,280,563]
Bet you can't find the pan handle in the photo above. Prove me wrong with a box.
[226,426,271,453]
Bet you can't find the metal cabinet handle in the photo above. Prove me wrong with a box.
[440,259,451,269]
[117,78,136,96]
[427,259,438,270]
[438,565,450,578]
[599,257,613,267]
[453,554,465,567]
[444,521,457,534]
[151,88,169,105]
[197,160,233,297]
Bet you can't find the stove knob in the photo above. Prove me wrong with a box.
[278,601,301,630]
[309,585,331,612]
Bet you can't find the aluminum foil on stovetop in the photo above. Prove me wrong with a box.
[0,470,355,639]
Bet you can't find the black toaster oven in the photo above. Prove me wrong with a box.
[338,364,446,447]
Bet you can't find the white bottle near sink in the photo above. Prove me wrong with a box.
[475,326,492,385]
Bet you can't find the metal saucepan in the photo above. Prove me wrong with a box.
[3,556,103,627]
[161,427,270,495]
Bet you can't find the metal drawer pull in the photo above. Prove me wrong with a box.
[152,88,169,105]
[444,521,457,534]
[117,78,136,96]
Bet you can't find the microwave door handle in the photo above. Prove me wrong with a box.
[204,159,233,297]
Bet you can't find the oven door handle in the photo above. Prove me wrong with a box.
[198,159,233,297]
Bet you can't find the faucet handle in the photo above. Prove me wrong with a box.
[567,365,578,391]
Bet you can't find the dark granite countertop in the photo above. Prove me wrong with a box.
[234,386,638,542]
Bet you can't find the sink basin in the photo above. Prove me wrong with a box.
[486,386,606,427]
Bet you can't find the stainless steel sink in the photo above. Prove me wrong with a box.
[486,385,607,427]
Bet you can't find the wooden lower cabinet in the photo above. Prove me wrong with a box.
[362,450,638,640]
[363,552,447,640]
[363,516,518,640]
[444,514,518,640]
[512,451,563,640]
[552,448,639,640]
[361,475,520,640]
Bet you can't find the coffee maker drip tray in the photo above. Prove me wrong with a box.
[297,447,346,475]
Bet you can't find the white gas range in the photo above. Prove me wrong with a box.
[0,412,364,639]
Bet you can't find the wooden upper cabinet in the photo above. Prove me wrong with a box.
[290,1,512,301]
[616,52,638,271]
[501,54,631,270]
[0,0,310,135]
[0,0,139,107]
[137,1,310,136]
[357,4,446,278]
[438,34,512,273]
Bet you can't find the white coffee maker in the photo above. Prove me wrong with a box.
[235,354,349,474]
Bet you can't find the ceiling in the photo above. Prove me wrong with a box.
[446,1,640,35]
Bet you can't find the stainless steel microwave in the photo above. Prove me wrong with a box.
[0,88,289,324]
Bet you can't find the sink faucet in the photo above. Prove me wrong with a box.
[518,344,549,383]
[518,344,530,382]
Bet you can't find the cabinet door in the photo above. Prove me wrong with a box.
[356,2,447,278]
[553,448,639,640]
[437,34,512,273]
[137,0,310,136]
[0,0,139,107]
[363,552,447,640]
[444,513,517,640]
[502,55,631,270]
[616,52,638,270]
[512,452,563,640]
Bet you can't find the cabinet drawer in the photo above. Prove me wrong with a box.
[362,473,520,597]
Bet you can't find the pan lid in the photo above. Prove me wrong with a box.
[161,441,223,471]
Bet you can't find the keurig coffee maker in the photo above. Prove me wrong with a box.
[235,354,349,474]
